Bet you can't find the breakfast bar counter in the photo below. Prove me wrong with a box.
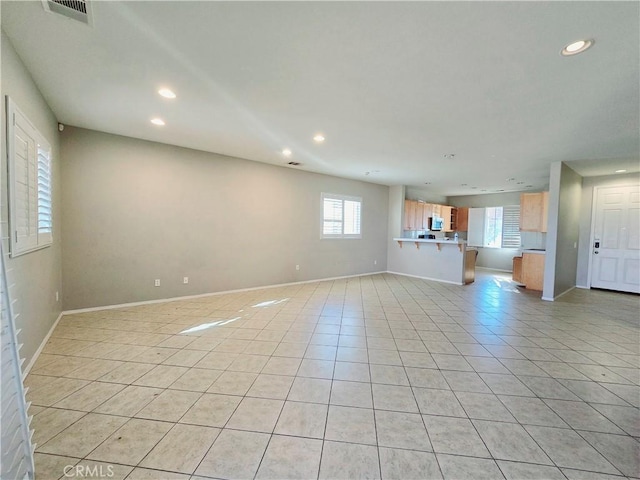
[389,238,475,285]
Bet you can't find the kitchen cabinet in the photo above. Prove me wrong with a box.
[442,205,454,232]
[456,207,469,231]
[520,192,549,232]
[403,200,458,232]
[404,200,416,230]
[414,202,428,230]
[431,204,442,218]
[512,256,523,283]
[518,252,545,291]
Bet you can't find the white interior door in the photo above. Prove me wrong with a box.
[591,185,640,293]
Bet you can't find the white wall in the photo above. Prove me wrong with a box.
[576,172,640,288]
[60,127,389,310]
[1,31,63,368]
[543,162,582,300]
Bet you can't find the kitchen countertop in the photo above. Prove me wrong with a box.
[394,237,466,245]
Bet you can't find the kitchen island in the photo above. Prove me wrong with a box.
[389,238,476,285]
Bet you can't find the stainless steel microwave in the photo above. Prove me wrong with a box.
[429,216,444,231]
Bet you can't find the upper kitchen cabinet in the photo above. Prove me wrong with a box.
[414,202,428,230]
[404,199,416,230]
[520,192,549,232]
[441,205,455,232]
[456,207,469,232]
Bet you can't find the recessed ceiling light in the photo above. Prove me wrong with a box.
[615,169,627,173]
[313,134,325,143]
[150,118,165,126]
[282,148,292,157]
[158,88,176,99]
[561,39,593,56]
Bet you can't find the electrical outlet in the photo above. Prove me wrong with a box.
[374,260,377,265]
[295,264,300,271]
[183,277,189,284]
[55,291,59,302]
[154,279,160,287]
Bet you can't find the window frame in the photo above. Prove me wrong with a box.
[321,193,362,239]
[7,97,53,257]
[468,205,521,249]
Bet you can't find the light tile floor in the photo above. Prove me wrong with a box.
[27,272,639,479]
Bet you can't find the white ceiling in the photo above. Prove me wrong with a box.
[2,1,639,196]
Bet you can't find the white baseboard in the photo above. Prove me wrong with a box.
[23,311,63,377]
[475,267,513,273]
[542,285,577,302]
[386,271,464,286]
[62,270,389,315]
[576,285,590,290]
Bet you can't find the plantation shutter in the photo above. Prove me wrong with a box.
[343,200,361,235]
[467,208,485,247]
[9,104,38,254]
[323,196,343,235]
[321,193,362,238]
[502,205,521,248]
[7,97,53,256]
[37,143,53,243]
[0,241,35,480]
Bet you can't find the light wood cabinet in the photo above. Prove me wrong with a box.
[520,192,549,232]
[522,253,545,290]
[456,207,469,232]
[414,202,428,230]
[404,199,416,230]
[441,205,454,232]
[403,200,458,232]
[512,256,523,283]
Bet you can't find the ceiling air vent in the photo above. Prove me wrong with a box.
[42,0,92,25]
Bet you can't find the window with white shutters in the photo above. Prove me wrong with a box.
[321,193,362,238]
[501,205,521,248]
[7,97,53,257]
[468,205,520,249]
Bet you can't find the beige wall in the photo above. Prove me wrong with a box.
[60,127,389,310]
[543,162,582,300]
[1,31,63,368]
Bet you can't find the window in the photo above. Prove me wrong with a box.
[468,205,520,249]
[484,207,503,248]
[7,97,53,257]
[501,205,521,248]
[321,193,362,238]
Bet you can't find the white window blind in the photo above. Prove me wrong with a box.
[502,205,521,248]
[467,208,485,247]
[468,205,521,249]
[322,193,362,238]
[7,97,53,257]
